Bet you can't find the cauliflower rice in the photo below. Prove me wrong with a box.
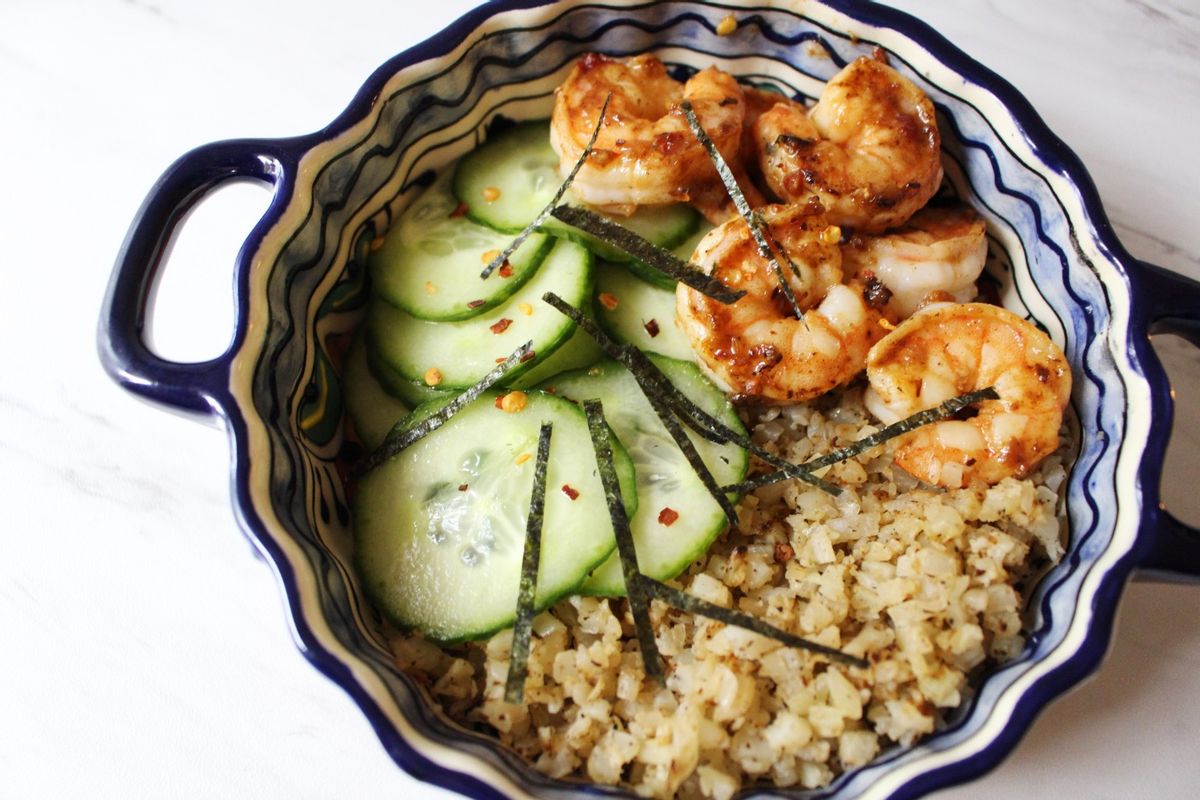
[388,383,1067,798]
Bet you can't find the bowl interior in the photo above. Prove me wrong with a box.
[224,2,1145,797]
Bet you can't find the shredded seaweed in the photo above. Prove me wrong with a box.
[586,400,867,676]
[640,380,741,526]
[480,95,612,280]
[504,422,553,704]
[549,205,744,304]
[680,100,806,319]
[632,575,869,669]
[541,291,841,495]
[619,342,842,494]
[721,387,1002,494]
[583,399,664,685]
[355,340,534,476]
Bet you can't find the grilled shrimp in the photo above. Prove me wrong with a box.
[842,204,987,318]
[676,203,887,402]
[865,303,1071,488]
[550,54,746,212]
[752,57,943,233]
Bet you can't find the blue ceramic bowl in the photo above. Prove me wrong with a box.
[99,1,1200,797]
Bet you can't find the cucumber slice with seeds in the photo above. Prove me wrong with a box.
[371,170,552,321]
[453,120,700,254]
[595,261,698,363]
[353,390,637,642]
[453,122,561,232]
[544,357,748,596]
[368,238,592,389]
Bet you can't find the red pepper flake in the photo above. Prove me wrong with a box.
[561,484,580,501]
[449,201,469,218]
[498,261,514,278]
[495,357,507,363]
[467,299,486,309]
[774,542,795,563]
[653,131,685,155]
[520,350,537,363]
[643,318,660,338]
[499,391,527,413]
[458,483,469,492]
[489,318,513,335]
[658,507,679,526]
[494,396,504,409]
[597,292,619,311]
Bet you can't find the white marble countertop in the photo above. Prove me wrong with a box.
[3,0,1199,797]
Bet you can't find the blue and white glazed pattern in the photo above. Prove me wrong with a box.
[222,2,1145,798]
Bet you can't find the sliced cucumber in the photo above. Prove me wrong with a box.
[453,120,700,255]
[364,337,456,407]
[594,261,698,364]
[343,332,409,451]
[510,311,604,389]
[370,170,552,321]
[544,357,748,596]
[353,390,638,642]
[368,238,593,389]
[453,121,561,233]
[625,218,715,290]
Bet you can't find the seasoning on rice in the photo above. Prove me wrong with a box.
[388,384,1067,798]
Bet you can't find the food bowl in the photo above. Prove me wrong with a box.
[98,1,1200,797]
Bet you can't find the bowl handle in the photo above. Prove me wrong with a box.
[97,139,290,420]
[1130,261,1200,582]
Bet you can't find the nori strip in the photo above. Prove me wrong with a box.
[535,293,748,513]
[721,387,1002,493]
[480,95,612,280]
[549,205,745,304]
[631,574,869,669]
[354,340,534,476]
[680,100,806,320]
[541,291,840,495]
[586,401,869,676]
[640,380,741,526]
[504,422,553,704]
[583,399,664,685]
[617,342,842,494]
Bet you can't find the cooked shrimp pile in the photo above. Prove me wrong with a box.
[550,51,1071,488]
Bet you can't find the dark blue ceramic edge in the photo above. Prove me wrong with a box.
[97,136,304,418]
[97,1,1200,799]
[1126,261,1200,581]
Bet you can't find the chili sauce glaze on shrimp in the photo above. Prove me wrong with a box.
[752,56,943,233]
[841,204,988,319]
[550,53,748,213]
[676,203,888,403]
[865,302,1071,488]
